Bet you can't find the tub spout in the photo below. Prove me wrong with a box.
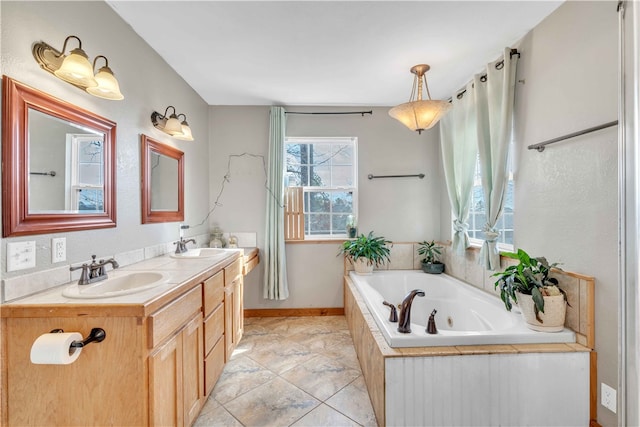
[382,301,398,322]
[397,289,425,333]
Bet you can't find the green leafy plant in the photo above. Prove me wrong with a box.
[338,231,391,267]
[493,248,565,320]
[417,240,443,264]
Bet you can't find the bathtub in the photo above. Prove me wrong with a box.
[349,270,576,347]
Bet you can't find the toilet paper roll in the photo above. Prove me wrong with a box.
[30,332,83,365]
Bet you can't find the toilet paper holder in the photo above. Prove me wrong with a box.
[50,327,106,348]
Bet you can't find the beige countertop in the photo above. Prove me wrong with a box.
[1,247,258,318]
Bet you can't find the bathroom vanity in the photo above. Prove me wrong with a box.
[0,248,258,426]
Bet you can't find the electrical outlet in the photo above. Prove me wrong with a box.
[7,241,36,272]
[52,237,66,263]
[601,383,617,413]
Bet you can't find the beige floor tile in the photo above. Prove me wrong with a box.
[194,398,243,427]
[247,339,317,374]
[291,403,361,427]
[322,341,362,370]
[280,354,362,401]
[224,377,320,427]
[326,376,377,427]
[211,356,277,404]
[288,330,354,353]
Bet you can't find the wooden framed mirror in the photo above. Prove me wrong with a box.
[2,76,117,237]
[140,134,184,223]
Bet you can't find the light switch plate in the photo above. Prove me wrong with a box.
[7,241,36,272]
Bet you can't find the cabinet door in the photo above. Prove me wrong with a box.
[224,284,235,361]
[233,277,244,345]
[149,334,183,427]
[182,313,204,427]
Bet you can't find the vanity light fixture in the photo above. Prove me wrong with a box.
[86,56,124,100]
[388,64,452,134]
[151,107,194,141]
[32,35,124,100]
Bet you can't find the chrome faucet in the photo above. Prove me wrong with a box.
[397,289,425,333]
[174,237,196,254]
[70,255,119,286]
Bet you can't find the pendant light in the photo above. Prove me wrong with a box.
[389,64,452,134]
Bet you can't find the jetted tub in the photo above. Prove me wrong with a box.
[348,270,575,347]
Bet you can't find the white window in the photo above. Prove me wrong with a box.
[284,137,357,239]
[66,134,104,212]
[468,152,514,249]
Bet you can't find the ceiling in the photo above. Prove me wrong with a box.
[108,1,563,106]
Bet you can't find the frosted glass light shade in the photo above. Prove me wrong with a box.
[54,48,97,88]
[388,100,452,134]
[86,66,124,100]
[173,123,194,141]
[164,115,183,135]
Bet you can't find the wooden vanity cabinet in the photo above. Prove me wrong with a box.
[202,270,225,396]
[148,285,204,427]
[223,258,244,361]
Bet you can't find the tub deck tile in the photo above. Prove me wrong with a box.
[455,344,519,355]
[512,343,576,353]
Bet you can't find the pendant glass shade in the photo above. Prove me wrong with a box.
[86,66,124,100]
[389,63,451,134]
[389,100,452,134]
[54,48,98,88]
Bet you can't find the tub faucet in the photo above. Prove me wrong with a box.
[397,289,425,333]
[174,237,196,254]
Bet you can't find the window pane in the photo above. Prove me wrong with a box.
[332,214,349,235]
[285,165,307,187]
[309,165,330,187]
[310,144,332,165]
[308,213,330,235]
[331,192,353,213]
[332,144,353,165]
[308,192,330,213]
[332,165,353,187]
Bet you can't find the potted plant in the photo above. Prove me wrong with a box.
[338,231,391,275]
[417,240,445,274]
[493,248,568,332]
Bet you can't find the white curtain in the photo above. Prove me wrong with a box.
[477,48,519,270]
[440,79,480,255]
[440,48,518,265]
[263,106,289,300]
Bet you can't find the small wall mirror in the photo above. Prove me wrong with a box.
[2,76,117,237]
[140,134,184,223]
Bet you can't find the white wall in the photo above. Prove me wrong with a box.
[0,1,210,277]
[209,106,442,309]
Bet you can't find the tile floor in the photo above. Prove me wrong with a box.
[194,316,378,427]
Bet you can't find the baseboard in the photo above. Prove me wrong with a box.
[244,307,344,317]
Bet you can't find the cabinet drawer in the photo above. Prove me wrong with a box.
[224,258,243,286]
[204,337,225,396]
[149,286,202,348]
[203,270,224,317]
[204,303,224,355]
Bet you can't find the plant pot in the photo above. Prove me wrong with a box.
[422,261,445,274]
[516,292,566,332]
[353,258,374,275]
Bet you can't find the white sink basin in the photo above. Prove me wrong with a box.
[170,248,235,259]
[62,271,169,299]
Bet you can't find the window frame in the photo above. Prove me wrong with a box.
[284,137,358,240]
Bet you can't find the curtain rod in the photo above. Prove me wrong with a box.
[451,48,520,101]
[368,173,425,180]
[528,120,619,152]
[285,110,373,116]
